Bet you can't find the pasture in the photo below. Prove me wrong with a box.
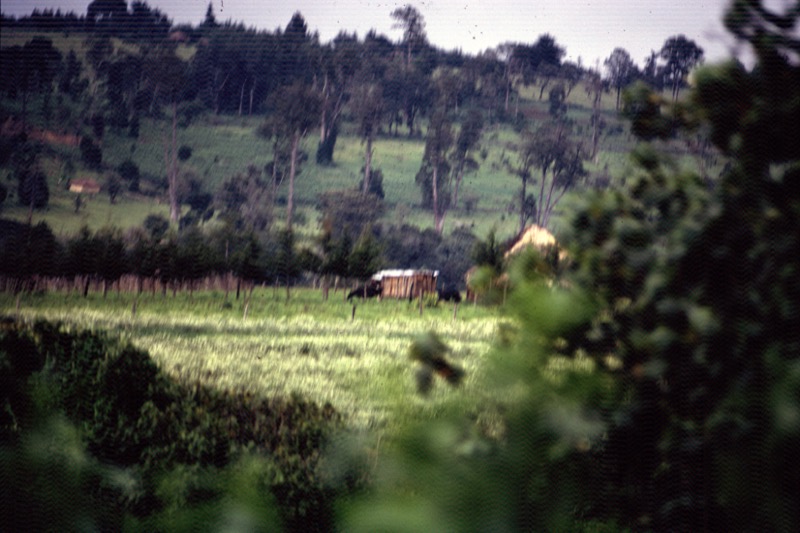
[1,287,502,432]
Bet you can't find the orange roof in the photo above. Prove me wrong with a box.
[69,178,101,194]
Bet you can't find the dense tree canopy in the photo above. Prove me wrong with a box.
[260,82,321,229]
[391,4,427,68]
[659,34,704,100]
[86,0,128,23]
[604,47,637,110]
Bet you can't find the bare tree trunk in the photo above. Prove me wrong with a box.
[545,187,570,229]
[149,83,160,115]
[286,130,300,229]
[271,139,281,197]
[537,168,548,228]
[320,74,328,143]
[215,72,230,115]
[249,82,256,115]
[504,74,511,112]
[363,134,373,195]
[27,184,35,226]
[453,166,464,209]
[520,175,528,235]
[433,163,444,234]
[542,172,559,228]
[539,79,550,100]
[238,80,246,116]
[165,101,180,223]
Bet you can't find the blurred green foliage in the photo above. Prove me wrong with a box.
[0,318,343,531]
[340,2,800,531]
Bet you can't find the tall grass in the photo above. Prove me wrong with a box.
[2,288,501,431]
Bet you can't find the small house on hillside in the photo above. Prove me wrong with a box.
[69,178,101,195]
[372,269,438,299]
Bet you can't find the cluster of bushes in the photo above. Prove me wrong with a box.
[0,134,52,212]
[0,219,308,294]
[0,211,486,296]
[0,318,345,531]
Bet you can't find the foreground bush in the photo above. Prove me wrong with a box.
[340,3,800,531]
[0,318,342,531]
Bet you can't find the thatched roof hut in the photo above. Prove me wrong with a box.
[504,225,557,258]
[465,225,562,303]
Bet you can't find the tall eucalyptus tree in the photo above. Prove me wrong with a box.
[604,47,637,110]
[148,45,188,222]
[351,75,384,195]
[416,108,453,233]
[659,35,704,101]
[260,82,320,230]
[316,32,360,164]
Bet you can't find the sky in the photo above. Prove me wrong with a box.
[2,0,751,68]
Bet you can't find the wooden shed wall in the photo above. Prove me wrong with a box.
[380,273,437,299]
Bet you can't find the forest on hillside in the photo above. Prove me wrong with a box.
[0,1,718,292]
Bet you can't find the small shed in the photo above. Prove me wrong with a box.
[372,269,438,300]
[69,178,101,195]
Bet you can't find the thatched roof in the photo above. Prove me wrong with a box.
[504,225,557,258]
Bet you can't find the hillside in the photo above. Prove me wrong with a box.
[0,18,723,288]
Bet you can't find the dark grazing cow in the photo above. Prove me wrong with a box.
[437,286,462,303]
[347,280,382,300]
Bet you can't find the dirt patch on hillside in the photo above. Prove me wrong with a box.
[1,116,80,147]
[32,128,80,146]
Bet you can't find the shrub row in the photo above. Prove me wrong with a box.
[0,317,344,531]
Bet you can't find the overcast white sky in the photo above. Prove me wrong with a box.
[3,0,750,68]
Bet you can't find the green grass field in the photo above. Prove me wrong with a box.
[1,288,503,431]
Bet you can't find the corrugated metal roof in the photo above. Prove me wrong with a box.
[371,269,439,280]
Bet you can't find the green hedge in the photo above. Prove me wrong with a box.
[0,318,343,531]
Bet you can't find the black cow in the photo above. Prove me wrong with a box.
[347,280,382,300]
[437,286,462,303]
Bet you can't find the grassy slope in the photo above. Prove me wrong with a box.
[1,28,723,243]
